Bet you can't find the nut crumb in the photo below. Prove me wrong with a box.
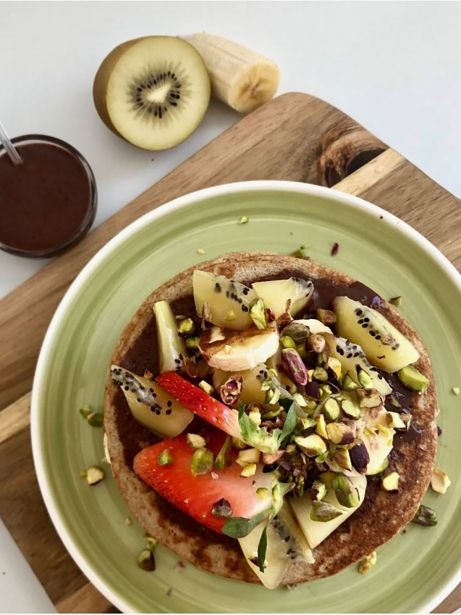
[431,468,451,494]
[237,215,249,225]
[451,387,460,396]
[358,551,377,574]
[196,248,205,255]
[125,517,132,526]
[389,296,402,307]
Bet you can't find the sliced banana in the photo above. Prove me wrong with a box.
[200,324,279,371]
[183,33,280,113]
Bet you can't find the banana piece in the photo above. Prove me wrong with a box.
[182,33,280,113]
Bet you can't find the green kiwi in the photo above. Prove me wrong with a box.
[93,36,210,150]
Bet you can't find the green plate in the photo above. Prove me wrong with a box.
[32,181,461,612]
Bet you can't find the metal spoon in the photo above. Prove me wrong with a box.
[0,120,23,165]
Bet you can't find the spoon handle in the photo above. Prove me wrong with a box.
[0,121,23,165]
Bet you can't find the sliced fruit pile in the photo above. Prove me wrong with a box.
[111,269,428,588]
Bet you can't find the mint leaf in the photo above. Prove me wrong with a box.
[222,508,270,538]
[257,525,268,572]
[279,402,296,447]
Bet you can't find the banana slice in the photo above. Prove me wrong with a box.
[200,324,279,371]
[183,33,280,113]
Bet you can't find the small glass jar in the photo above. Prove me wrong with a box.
[0,134,97,257]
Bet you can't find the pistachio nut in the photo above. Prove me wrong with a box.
[358,551,377,574]
[326,422,355,445]
[310,500,342,522]
[382,471,400,491]
[322,398,340,421]
[281,348,308,386]
[190,448,214,475]
[431,468,451,495]
[250,298,268,330]
[294,434,327,456]
[186,433,207,449]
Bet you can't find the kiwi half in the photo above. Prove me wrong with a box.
[93,36,211,150]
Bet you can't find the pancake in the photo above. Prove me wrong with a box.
[104,252,438,584]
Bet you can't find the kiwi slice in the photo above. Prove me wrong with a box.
[93,36,210,150]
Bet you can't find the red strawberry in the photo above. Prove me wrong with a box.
[156,371,241,439]
[133,429,274,533]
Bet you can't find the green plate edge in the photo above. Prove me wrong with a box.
[31,181,461,613]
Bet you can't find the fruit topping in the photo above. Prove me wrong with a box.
[111,365,193,437]
[193,270,257,330]
[397,365,429,393]
[333,296,419,372]
[252,278,313,318]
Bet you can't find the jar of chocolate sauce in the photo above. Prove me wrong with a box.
[0,135,97,257]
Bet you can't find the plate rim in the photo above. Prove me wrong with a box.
[31,179,461,613]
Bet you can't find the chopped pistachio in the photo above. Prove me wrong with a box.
[267,387,281,405]
[357,388,382,409]
[315,414,328,439]
[337,488,360,508]
[86,412,104,427]
[357,368,373,389]
[319,471,336,489]
[431,468,451,494]
[236,448,261,466]
[256,487,270,499]
[311,480,327,501]
[86,466,105,486]
[280,335,297,349]
[137,548,156,571]
[412,504,438,526]
[250,298,267,330]
[382,471,400,491]
[177,317,195,335]
[191,448,214,476]
[198,380,214,395]
[196,248,205,255]
[310,500,342,522]
[451,386,460,396]
[237,215,249,225]
[326,422,355,445]
[319,384,332,399]
[186,336,200,349]
[332,448,352,471]
[315,450,330,464]
[240,463,257,477]
[215,436,232,470]
[79,404,92,419]
[294,434,327,456]
[331,473,351,493]
[186,433,207,449]
[146,536,158,551]
[158,449,173,466]
[322,398,340,421]
[293,393,307,407]
[389,296,402,307]
[397,365,429,393]
[312,367,328,382]
[327,357,342,379]
[300,416,316,430]
[389,395,402,408]
[291,245,309,259]
[386,411,406,429]
[248,407,262,426]
[342,372,358,391]
[341,398,361,419]
[358,551,377,574]
[231,437,247,450]
[261,406,282,419]
[125,517,132,526]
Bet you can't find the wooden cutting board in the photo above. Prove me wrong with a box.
[0,92,460,613]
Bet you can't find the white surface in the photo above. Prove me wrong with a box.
[0,519,56,613]
[0,1,460,299]
[31,180,461,613]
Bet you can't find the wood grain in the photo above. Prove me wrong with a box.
[0,92,459,612]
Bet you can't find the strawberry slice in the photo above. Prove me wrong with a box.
[133,430,274,533]
[156,371,241,439]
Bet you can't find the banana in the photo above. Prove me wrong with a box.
[182,33,280,113]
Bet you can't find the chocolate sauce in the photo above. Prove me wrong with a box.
[0,135,96,257]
